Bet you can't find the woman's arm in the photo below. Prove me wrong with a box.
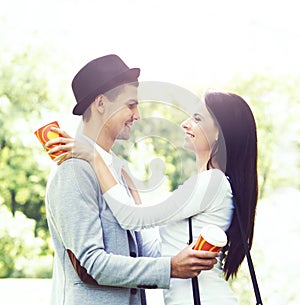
[102,171,223,230]
[46,127,118,193]
[46,128,227,230]
[47,127,142,204]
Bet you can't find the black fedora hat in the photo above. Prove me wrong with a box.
[72,54,140,115]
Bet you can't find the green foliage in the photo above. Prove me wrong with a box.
[0,48,58,236]
[0,47,58,118]
[0,204,53,278]
[224,73,300,198]
[0,138,48,235]
[0,231,22,278]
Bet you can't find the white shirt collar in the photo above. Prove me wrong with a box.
[81,135,126,178]
[82,135,113,167]
[81,134,133,200]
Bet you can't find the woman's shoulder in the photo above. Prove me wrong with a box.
[178,169,229,194]
[197,168,227,180]
[196,169,231,192]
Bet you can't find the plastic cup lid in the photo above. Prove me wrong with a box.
[201,224,227,247]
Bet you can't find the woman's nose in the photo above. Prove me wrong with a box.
[181,118,191,129]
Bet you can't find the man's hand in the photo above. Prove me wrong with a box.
[170,243,218,278]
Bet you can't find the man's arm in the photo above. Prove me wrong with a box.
[171,244,218,278]
[47,158,173,288]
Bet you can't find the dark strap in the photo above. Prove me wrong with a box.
[234,201,263,305]
[188,216,193,244]
[140,289,147,305]
[227,175,263,305]
[188,217,201,305]
[190,201,263,305]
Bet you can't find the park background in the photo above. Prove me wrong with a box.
[0,0,299,304]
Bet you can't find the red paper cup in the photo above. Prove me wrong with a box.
[193,225,227,252]
[34,121,67,161]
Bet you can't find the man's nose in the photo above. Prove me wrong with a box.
[133,107,141,121]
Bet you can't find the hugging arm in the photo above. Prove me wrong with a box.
[46,128,225,230]
[102,170,224,230]
[48,131,218,276]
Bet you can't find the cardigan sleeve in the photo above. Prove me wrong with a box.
[103,169,228,230]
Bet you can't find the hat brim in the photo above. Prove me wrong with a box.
[73,67,140,115]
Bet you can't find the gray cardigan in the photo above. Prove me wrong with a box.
[46,157,170,305]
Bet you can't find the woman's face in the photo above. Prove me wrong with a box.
[181,103,219,155]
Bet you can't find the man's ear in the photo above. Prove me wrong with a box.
[94,94,105,114]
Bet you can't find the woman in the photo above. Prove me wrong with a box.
[47,92,258,304]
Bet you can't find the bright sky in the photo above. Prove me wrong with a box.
[2,0,299,158]
[1,0,299,90]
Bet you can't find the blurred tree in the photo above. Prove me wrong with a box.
[0,230,23,277]
[0,140,48,235]
[0,204,53,278]
[0,47,59,236]
[226,73,300,198]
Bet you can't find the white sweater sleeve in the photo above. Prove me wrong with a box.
[103,169,226,230]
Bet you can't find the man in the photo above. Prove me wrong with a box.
[46,54,218,305]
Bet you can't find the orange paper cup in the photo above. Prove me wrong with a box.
[34,121,67,161]
[193,225,227,252]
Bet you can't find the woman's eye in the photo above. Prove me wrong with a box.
[193,114,201,122]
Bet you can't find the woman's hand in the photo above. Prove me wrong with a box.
[46,127,97,165]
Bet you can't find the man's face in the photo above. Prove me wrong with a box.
[103,84,140,141]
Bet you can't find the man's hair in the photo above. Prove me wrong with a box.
[82,105,92,122]
[82,82,138,122]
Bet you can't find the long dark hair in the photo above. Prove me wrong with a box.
[205,92,258,280]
